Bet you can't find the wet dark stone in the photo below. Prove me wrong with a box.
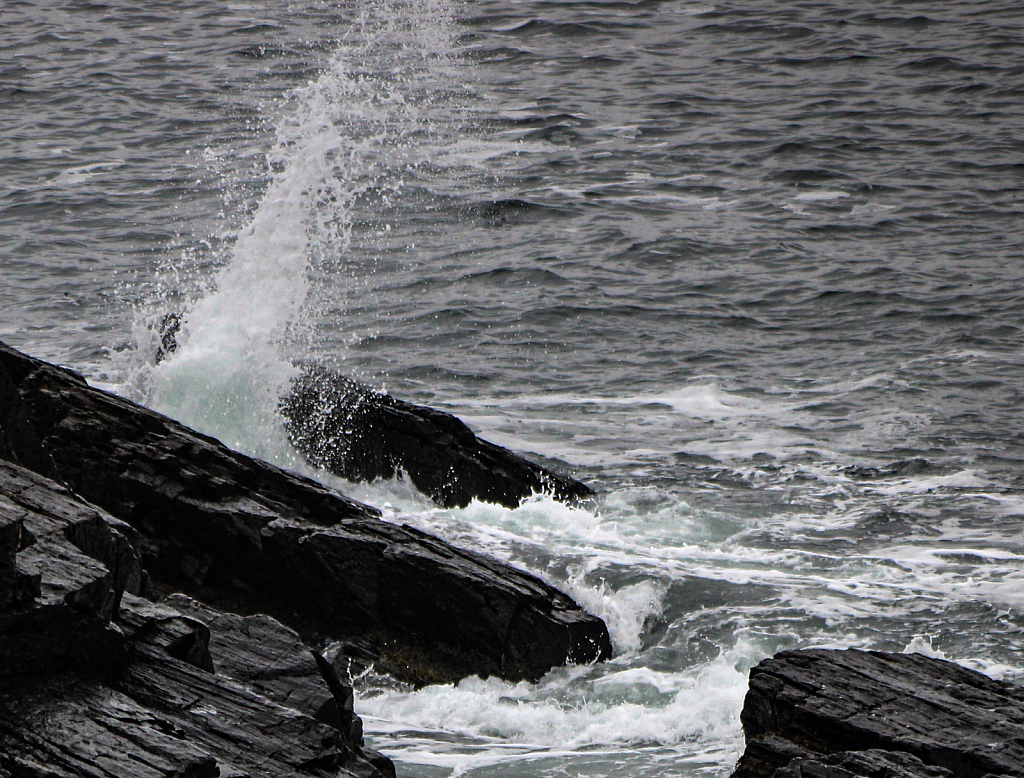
[774,749,954,778]
[151,318,594,509]
[0,458,391,778]
[0,338,611,685]
[731,648,1024,778]
[0,461,130,680]
[0,337,611,776]
[154,311,181,365]
[282,363,595,509]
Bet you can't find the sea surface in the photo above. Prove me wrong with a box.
[3,0,1024,775]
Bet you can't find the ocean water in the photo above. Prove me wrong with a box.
[3,0,1024,775]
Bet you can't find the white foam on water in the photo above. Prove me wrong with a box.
[444,384,852,467]
[457,384,792,422]
[793,190,849,202]
[52,161,125,186]
[902,634,947,659]
[797,372,908,394]
[566,578,668,655]
[867,470,991,496]
[974,492,1024,517]
[849,203,897,217]
[358,645,753,774]
[900,638,1024,684]
[336,479,995,645]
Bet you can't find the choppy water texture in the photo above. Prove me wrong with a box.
[3,0,1024,775]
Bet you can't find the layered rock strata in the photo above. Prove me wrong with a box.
[0,457,391,778]
[0,339,612,684]
[731,648,1024,778]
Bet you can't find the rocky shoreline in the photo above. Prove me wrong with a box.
[0,339,610,777]
[2,339,1021,778]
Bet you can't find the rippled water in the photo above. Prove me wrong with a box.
[3,1,1024,776]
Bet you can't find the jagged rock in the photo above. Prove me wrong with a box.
[260,515,611,683]
[0,513,36,610]
[0,660,383,778]
[162,594,364,742]
[0,339,612,684]
[0,458,392,778]
[0,462,130,679]
[0,459,147,605]
[118,594,217,673]
[120,608,392,778]
[731,648,1024,778]
[0,676,223,778]
[282,364,594,509]
[0,353,56,479]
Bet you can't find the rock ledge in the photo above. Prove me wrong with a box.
[731,648,1024,778]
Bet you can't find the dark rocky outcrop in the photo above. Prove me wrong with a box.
[281,364,594,509]
[0,338,611,685]
[773,749,955,778]
[0,457,391,778]
[731,648,1024,778]
[0,460,136,680]
[154,312,594,509]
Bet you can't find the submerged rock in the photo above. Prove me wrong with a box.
[0,338,612,685]
[731,648,1024,778]
[283,364,594,509]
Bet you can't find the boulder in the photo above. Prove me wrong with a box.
[152,313,594,509]
[282,364,594,509]
[0,339,612,684]
[162,593,365,744]
[731,648,1024,778]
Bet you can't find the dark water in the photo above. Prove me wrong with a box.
[3,1,1024,776]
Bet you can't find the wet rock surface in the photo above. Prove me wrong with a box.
[0,339,612,684]
[282,364,594,509]
[0,339,613,775]
[0,458,391,778]
[155,313,594,510]
[731,648,1024,778]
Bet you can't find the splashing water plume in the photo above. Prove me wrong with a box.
[136,0,463,462]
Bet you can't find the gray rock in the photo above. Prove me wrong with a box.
[0,462,129,679]
[162,593,364,743]
[774,749,954,778]
[731,648,1024,778]
[0,459,391,778]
